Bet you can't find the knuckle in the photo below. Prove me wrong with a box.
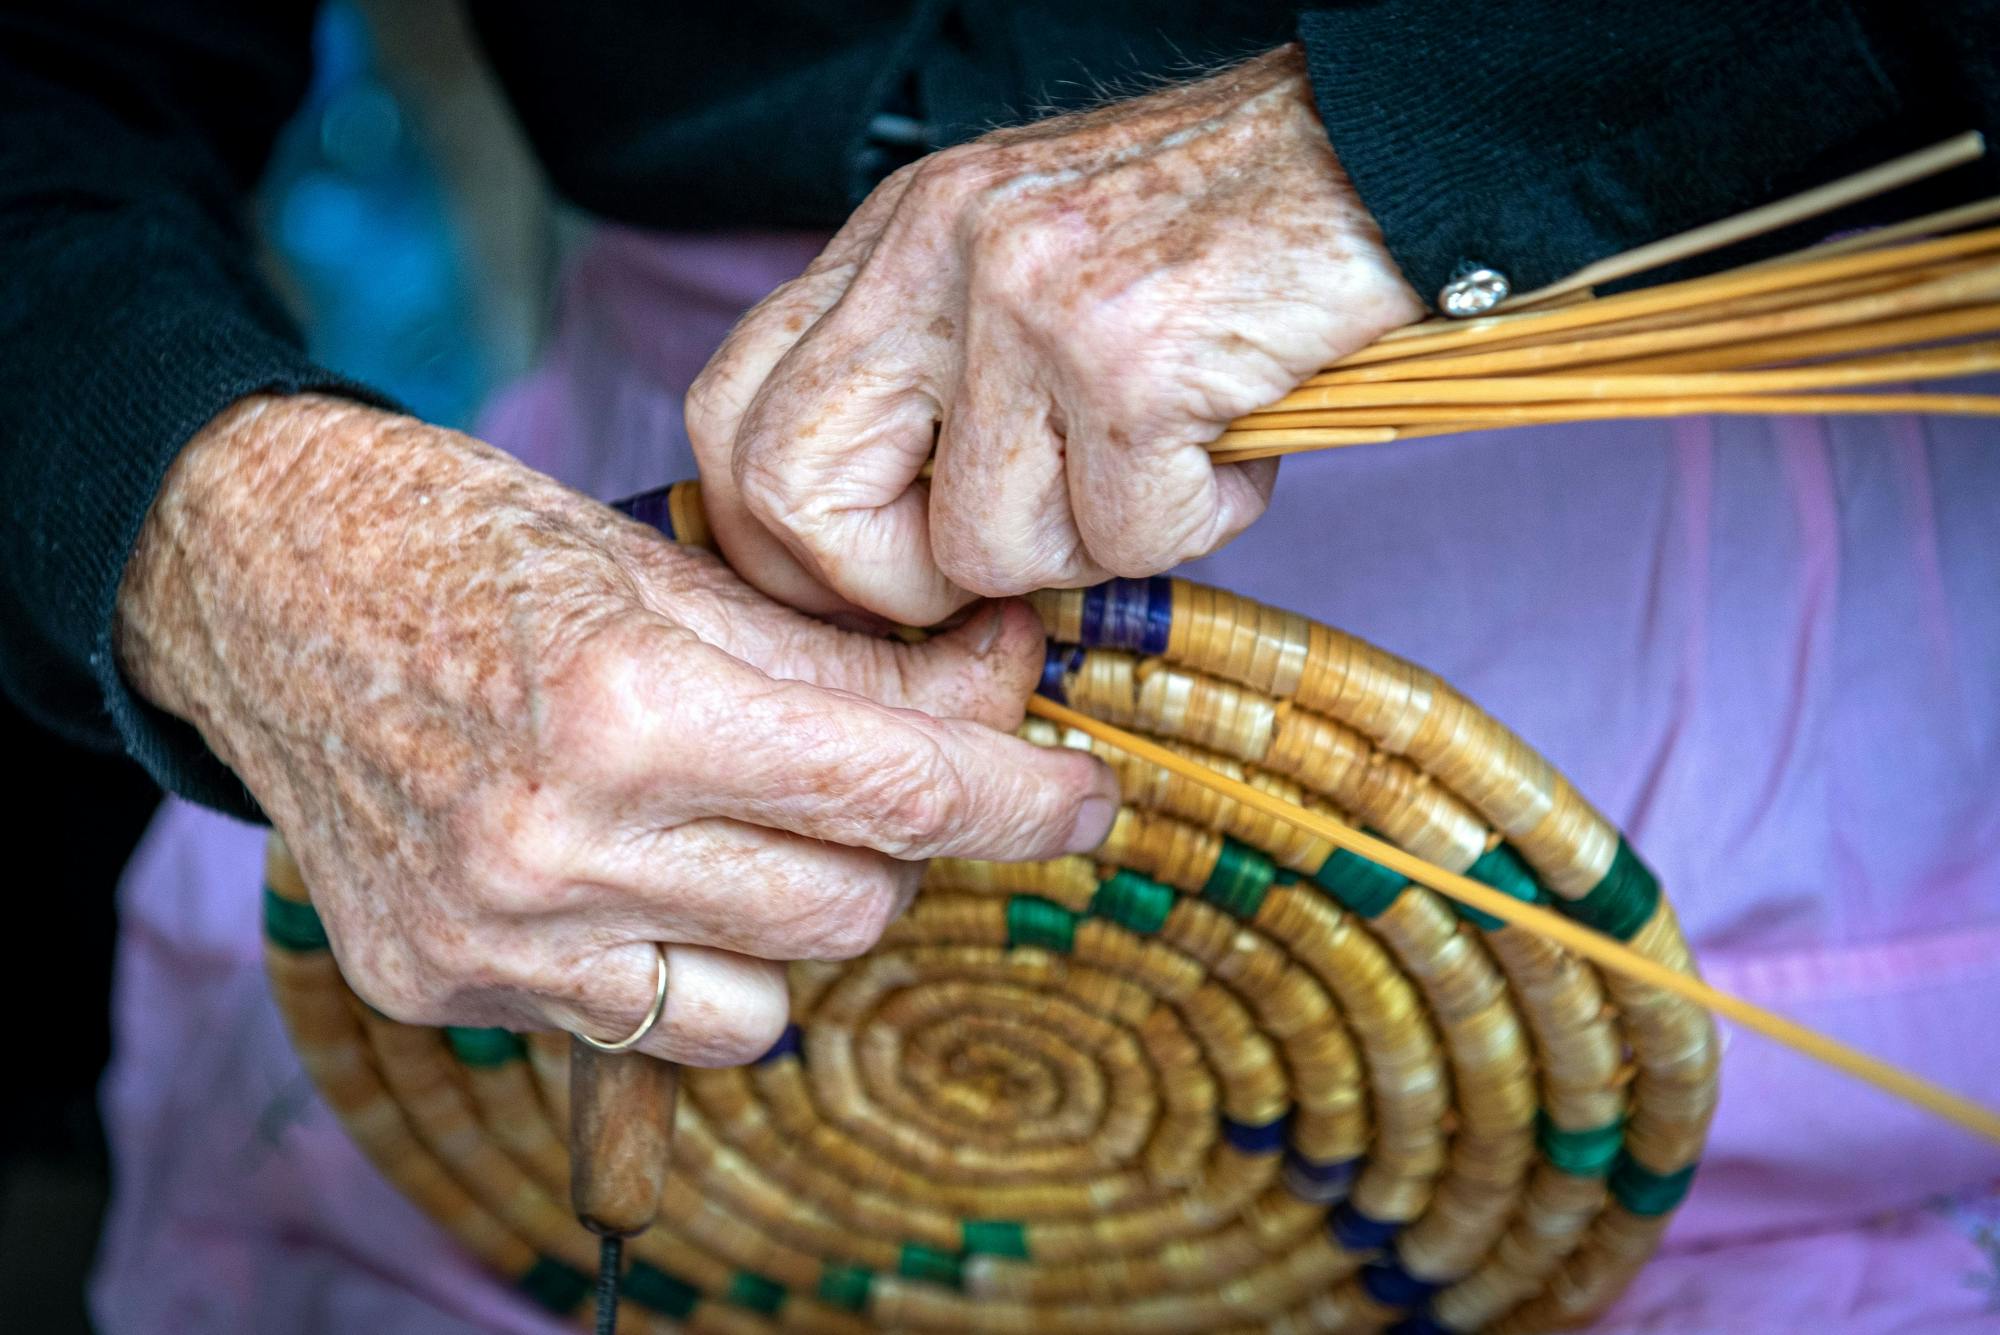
[351,951,450,1026]
[1002,758,1095,860]
[1037,754,1098,832]
[683,365,731,450]
[539,640,631,753]
[909,144,987,208]
[676,982,790,1069]
[1075,480,1226,580]
[967,205,1056,297]
[1093,538,1184,581]
[559,627,646,711]
[405,925,491,995]
[720,999,792,1068]
[1075,341,1167,419]
[458,804,566,909]
[792,861,908,961]
[733,445,827,545]
[933,522,1082,598]
[870,747,967,857]
[683,284,808,450]
[542,621,702,771]
[733,445,798,520]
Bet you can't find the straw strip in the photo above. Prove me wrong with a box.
[1500,131,1986,305]
[1026,695,2000,1147]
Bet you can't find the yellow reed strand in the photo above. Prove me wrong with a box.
[1500,132,1987,305]
[1743,192,2000,269]
[1026,694,2000,1146]
[1361,263,1934,369]
[1351,140,1992,354]
[1206,429,1395,462]
[1257,339,2000,410]
[1574,304,2000,375]
[1224,392,2000,433]
[1324,224,2000,368]
[1206,394,2000,462]
[1297,268,2000,386]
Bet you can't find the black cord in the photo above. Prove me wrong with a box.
[594,1234,623,1335]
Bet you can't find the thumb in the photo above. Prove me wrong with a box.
[633,545,1042,731]
[816,599,1048,732]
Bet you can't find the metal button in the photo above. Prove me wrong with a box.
[1438,263,1511,318]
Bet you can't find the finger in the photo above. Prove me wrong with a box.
[684,167,916,441]
[615,537,1045,731]
[928,308,1109,596]
[686,270,871,615]
[812,599,1047,731]
[692,595,1049,734]
[539,941,792,1069]
[730,306,970,624]
[642,641,1118,861]
[687,170,919,614]
[587,816,923,963]
[1066,421,1277,577]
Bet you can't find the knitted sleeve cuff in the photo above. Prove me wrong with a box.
[88,337,393,825]
[1296,0,1941,306]
[0,247,394,822]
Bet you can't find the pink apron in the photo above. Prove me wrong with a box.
[92,226,2000,1332]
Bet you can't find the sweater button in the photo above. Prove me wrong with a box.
[1438,263,1510,317]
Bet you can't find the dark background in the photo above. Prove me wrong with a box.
[0,710,156,1334]
[0,3,553,1329]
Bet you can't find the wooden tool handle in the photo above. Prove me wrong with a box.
[567,1039,679,1237]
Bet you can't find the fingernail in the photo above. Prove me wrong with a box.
[1067,794,1117,853]
[972,603,1003,656]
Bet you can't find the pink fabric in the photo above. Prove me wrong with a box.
[93,225,2000,1331]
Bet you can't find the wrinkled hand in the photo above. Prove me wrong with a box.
[115,394,1116,1065]
[687,44,1421,625]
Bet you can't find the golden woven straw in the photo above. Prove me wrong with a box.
[262,482,1717,1333]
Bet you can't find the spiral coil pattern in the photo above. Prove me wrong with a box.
[264,485,1717,1333]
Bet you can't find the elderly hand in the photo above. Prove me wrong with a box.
[687,44,1422,625]
[115,394,1116,1065]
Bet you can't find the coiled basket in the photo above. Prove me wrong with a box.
[263,482,1718,1333]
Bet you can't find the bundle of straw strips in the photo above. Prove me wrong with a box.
[1211,160,2000,465]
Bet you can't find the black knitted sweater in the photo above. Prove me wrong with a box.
[2,0,1994,817]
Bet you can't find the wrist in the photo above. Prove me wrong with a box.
[1265,44,1422,321]
[113,392,406,767]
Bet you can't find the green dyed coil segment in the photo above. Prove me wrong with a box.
[261,887,330,952]
[727,1271,787,1315]
[518,1256,591,1313]
[1312,845,1407,918]
[444,1026,527,1068]
[817,1263,873,1313]
[1610,1154,1699,1216]
[1202,838,1276,919]
[962,1218,1030,1258]
[623,1261,700,1319]
[1457,843,1549,931]
[1005,895,1078,953]
[898,1242,965,1288]
[1565,837,1662,940]
[1536,1113,1624,1177]
[1090,869,1175,934]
